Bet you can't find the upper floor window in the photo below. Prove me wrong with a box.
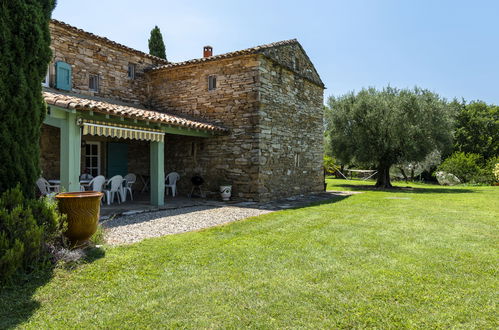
[127,63,136,79]
[208,75,216,91]
[55,61,72,91]
[89,74,99,92]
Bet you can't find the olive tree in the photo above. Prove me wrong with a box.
[326,87,455,188]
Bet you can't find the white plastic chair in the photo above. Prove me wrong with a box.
[123,173,136,201]
[88,175,106,192]
[89,176,106,204]
[36,178,59,196]
[103,175,124,205]
[165,172,180,197]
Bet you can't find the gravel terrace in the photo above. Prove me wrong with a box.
[103,205,272,245]
[103,191,356,245]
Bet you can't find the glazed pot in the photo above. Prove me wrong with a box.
[220,185,232,201]
[55,191,103,247]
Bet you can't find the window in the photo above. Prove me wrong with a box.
[89,74,99,92]
[55,61,72,91]
[208,75,216,91]
[127,63,136,79]
[84,142,100,177]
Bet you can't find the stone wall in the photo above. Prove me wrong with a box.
[40,124,60,180]
[149,51,324,201]
[43,22,324,201]
[48,22,165,105]
[149,55,262,200]
[256,55,324,200]
[260,43,323,87]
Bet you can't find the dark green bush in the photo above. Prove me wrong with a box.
[0,186,64,283]
[438,152,498,184]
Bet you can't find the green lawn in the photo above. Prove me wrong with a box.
[1,180,498,328]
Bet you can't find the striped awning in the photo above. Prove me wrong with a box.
[81,120,164,142]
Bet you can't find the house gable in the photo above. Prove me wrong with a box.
[257,41,324,88]
[148,39,324,87]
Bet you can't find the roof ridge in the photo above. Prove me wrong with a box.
[149,38,299,71]
[50,19,169,64]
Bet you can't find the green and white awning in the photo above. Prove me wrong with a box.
[81,120,164,142]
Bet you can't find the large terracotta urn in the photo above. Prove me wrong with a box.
[55,191,103,247]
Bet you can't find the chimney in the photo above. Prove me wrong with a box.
[203,45,213,58]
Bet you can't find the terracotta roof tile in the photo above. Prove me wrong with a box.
[50,20,169,64]
[43,90,228,134]
[148,39,299,71]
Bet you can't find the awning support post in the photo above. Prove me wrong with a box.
[60,112,81,192]
[150,141,165,206]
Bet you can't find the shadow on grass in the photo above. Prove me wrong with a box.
[103,192,352,229]
[333,184,475,194]
[282,194,352,210]
[0,246,105,329]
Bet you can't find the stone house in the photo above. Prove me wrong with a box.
[41,19,325,205]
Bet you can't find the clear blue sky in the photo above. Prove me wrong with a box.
[53,0,499,104]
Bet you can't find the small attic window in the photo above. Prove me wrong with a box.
[127,63,136,79]
[208,75,216,91]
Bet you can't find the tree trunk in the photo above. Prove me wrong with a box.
[398,166,408,182]
[375,164,393,188]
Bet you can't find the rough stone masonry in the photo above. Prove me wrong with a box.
[42,20,325,202]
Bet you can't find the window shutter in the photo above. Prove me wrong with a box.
[55,61,72,91]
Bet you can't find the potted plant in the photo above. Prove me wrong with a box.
[219,183,232,201]
[55,191,103,247]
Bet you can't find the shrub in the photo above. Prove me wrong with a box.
[90,224,105,246]
[437,152,483,183]
[0,186,64,283]
[323,156,339,174]
[438,152,499,184]
[482,157,499,184]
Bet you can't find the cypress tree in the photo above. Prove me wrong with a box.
[0,0,56,197]
[148,25,167,60]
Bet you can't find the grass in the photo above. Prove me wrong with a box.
[1,179,497,328]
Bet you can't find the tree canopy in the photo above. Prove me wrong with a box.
[0,0,56,197]
[148,26,167,60]
[326,87,455,188]
[454,101,499,160]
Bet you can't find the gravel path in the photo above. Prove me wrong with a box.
[103,205,272,245]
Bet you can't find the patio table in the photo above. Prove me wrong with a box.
[49,179,92,185]
[49,179,92,190]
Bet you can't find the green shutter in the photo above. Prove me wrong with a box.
[55,61,72,91]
